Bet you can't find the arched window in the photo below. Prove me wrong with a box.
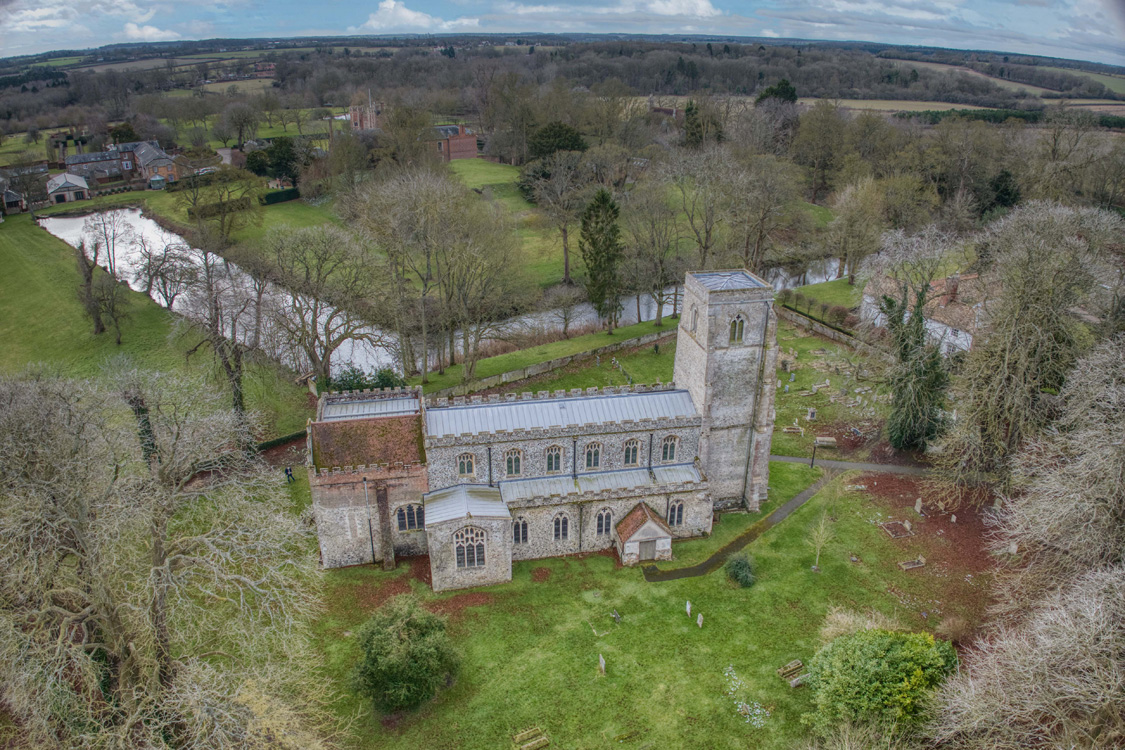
[454,526,486,568]
[623,439,640,467]
[505,448,522,477]
[668,501,684,526]
[457,453,475,477]
[513,517,528,545]
[661,435,679,463]
[545,445,562,473]
[691,305,699,333]
[585,442,601,470]
[596,509,612,536]
[554,513,569,541]
[730,315,745,344]
[396,504,424,531]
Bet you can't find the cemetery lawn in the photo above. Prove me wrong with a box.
[311,467,992,750]
[0,213,311,436]
[494,336,678,395]
[411,319,675,393]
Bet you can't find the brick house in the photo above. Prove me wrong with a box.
[309,270,778,592]
[46,173,89,203]
[431,124,477,162]
[349,101,382,131]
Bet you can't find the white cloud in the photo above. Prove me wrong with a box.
[123,21,180,40]
[355,0,479,32]
[497,0,719,18]
[643,0,719,17]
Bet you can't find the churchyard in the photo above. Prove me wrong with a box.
[306,457,992,749]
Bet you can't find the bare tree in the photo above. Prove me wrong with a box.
[623,180,683,327]
[725,154,801,274]
[0,373,333,748]
[90,272,132,345]
[263,225,382,385]
[807,510,834,572]
[135,230,196,309]
[532,150,591,284]
[541,284,587,339]
[83,209,137,279]
[75,240,106,335]
[662,146,732,269]
[827,177,886,284]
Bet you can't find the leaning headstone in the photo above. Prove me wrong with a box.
[599,654,605,675]
[697,613,703,628]
[914,498,923,515]
[686,600,691,617]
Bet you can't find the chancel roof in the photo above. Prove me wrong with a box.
[423,484,510,525]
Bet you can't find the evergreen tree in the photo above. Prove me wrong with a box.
[879,287,948,450]
[579,188,624,333]
[756,78,798,104]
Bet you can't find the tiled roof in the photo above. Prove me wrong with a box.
[425,389,697,438]
[615,502,672,543]
[692,270,767,291]
[309,414,424,469]
[423,484,510,525]
[864,273,988,334]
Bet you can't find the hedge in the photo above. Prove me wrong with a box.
[260,187,300,205]
[187,196,252,220]
[256,429,308,453]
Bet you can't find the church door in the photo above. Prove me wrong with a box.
[639,540,656,561]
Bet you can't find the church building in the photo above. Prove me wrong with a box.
[307,270,777,591]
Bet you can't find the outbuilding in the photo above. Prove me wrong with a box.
[46,173,89,203]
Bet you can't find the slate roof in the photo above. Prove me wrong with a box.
[615,502,672,542]
[423,484,510,525]
[498,463,702,503]
[424,389,697,438]
[131,142,173,167]
[64,151,119,166]
[433,125,470,138]
[692,270,767,291]
[46,173,88,193]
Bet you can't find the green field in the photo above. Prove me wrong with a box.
[312,460,985,749]
[792,278,861,311]
[884,59,1059,96]
[31,55,86,67]
[1038,66,1125,96]
[0,214,311,436]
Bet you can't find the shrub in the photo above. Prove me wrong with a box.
[793,292,808,312]
[260,187,300,205]
[351,596,460,713]
[827,305,850,326]
[725,553,756,588]
[329,365,407,392]
[803,628,957,734]
[819,301,830,320]
[777,288,794,306]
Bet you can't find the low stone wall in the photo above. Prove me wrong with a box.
[776,305,858,348]
[428,328,675,399]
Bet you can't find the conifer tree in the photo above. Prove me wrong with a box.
[579,188,624,333]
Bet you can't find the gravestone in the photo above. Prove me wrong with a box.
[950,514,957,524]
[914,498,923,515]
[599,654,605,675]
[807,407,817,421]
[686,600,691,617]
[612,609,621,624]
[697,613,703,628]
[784,385,789,394]
[789,372,796,382]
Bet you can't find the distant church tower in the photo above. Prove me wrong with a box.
[673,270,777,511]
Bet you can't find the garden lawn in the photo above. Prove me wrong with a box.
[411,319,676,393]
[0,214,311,436]
[312,469,988,750]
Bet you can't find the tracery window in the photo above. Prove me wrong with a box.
[457,453,475,477]
[505,448,522,477]
[730,315,745,344]
[554,513,569,541]
[454,526,486,568]
[396,504,424,531]
[661,435,679,463]
[596,509,612,536]
[513,517,528,545]
[546,445,562,473]
[623,439,640,467]
[585,442,601,470]
[668,501,684,526]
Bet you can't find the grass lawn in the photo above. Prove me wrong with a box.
[0,214,311,436]
[792,278,861,311]
[310,465,989,750]
[494,335,678,395]
[412,319,677,393]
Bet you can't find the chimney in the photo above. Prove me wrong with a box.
[948,273,960,302]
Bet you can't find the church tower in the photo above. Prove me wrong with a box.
[673,270,777,511]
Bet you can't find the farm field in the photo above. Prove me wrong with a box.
[1038,66,1125,95]
[200,78,277,96]
[798,98,991,112]
[0,213,311,436]
[885,58,1059,96]
[311,461,990,750]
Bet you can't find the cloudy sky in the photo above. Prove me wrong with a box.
[2,0,1124,65]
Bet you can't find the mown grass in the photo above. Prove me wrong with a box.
[495,336,678,395]
[0,214,311,436]
[311,467,986,750]
[412,319,676,393]
[792,278,861,311]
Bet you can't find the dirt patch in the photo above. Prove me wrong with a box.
[531,567,552,583]
[259,437,306,467]
[426,592,495,619]
[346,556,432,612]
[405,555,433,587]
